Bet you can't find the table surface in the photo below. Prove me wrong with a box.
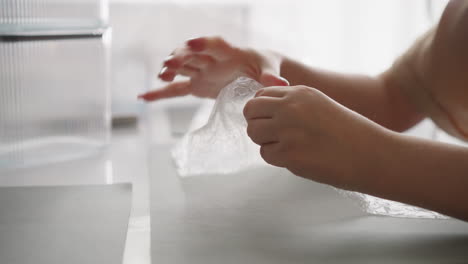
[2,104,468,264]
[149,143,468,264]
[0,123,152,264]
[0,184,132,264]
[147,105,468,264]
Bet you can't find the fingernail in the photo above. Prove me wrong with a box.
[163,55,174,62]
[164,60,176,68]
[163,56,177,67]
[159,67,168,76]
[279,77,290,86]
[187,37,204,51]
[255,89,264,97]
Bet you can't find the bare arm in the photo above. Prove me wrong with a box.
[279,57,425,132]
[363,131,468,221]
[356,0,468,220]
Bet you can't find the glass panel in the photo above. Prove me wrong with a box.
[0,32,110,170]
[0,0,108,32]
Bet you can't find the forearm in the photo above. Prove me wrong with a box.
[279,56,424,131]
[362,131,468,221]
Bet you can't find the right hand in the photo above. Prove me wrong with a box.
[138,36,289,101]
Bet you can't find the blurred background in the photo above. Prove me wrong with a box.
[109,0,453,139]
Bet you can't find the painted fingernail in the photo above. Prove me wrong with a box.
[164,60,176,68]
[158,67,168,76]
[163,55,174,62]
[163,56,178,67]
[187,37,204,51]
[279,77,290,86]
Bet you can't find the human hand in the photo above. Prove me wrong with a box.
[243,85,390,190]
[138,36,289,101]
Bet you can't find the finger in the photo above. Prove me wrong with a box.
[177,65,200,78]
[184,54,216,70]
[243,97,281,120]
[138,81,191,101]
[255,86,292,98]
[260,143,286,167]
[163,47,193,69]
[259,71,289,87]
[246,119,278,145]
[158,67,177,81]
[187,36,235,60]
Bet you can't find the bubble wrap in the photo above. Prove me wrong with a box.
[339,191,448,219]
[172,77,446,219]
[172,77,266,177]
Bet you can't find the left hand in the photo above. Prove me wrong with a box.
[243,85,390,190]
[138,36,288,101]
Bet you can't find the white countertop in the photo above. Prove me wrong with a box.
[2,103,468,264]
[146,104,468,264]
[0,123,152,264]
[148,143,468,264]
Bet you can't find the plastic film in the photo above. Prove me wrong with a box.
[172,77,266,177]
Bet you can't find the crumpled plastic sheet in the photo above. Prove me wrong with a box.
[338,190,448,219]
[172,77,267,177]
[172,77,446,219]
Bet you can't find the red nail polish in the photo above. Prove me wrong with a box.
[159,67,167,76]
[163,56,177,68]
[163,55,174,62]
[164,59,175,68]
[187,38,204,51]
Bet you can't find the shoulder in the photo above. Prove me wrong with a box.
[437,0,468,39]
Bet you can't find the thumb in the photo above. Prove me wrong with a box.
[259,71,289,87]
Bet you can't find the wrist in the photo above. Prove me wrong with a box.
[261,49,286,77]
[352,125,398,194]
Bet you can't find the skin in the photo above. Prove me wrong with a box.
[139,8,468,220]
